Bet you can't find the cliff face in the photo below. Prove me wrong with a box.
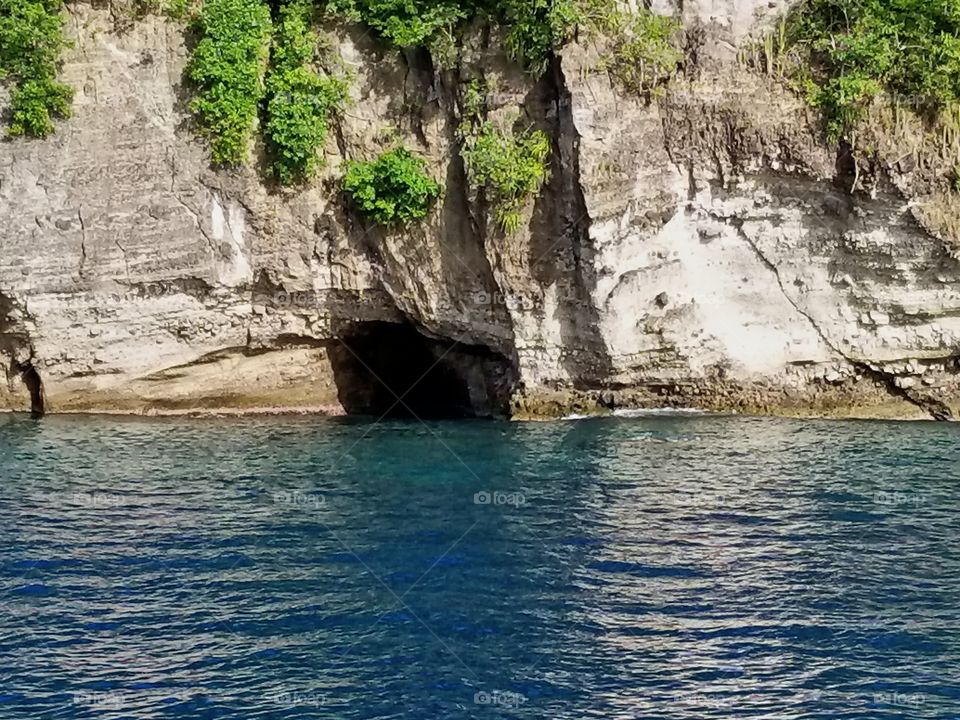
[2,0,960,419]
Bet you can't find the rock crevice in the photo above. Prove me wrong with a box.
[3,2,960,419]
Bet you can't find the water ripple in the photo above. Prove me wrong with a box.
[0,414,958,718]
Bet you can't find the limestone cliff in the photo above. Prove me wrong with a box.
[2,0,960,420]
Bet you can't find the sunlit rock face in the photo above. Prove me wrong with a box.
[1,1,959,420]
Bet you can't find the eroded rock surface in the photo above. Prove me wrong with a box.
[1,2,959,419]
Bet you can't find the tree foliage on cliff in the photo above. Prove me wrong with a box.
[323,0,578,73]
[0,0,73,137]
[458,83,551,233]
[500,0,579,75]
[187,0,273,165]
[589,4,682,95]
[343,147,441,225]
[324,0,462,48]
[788,0,960,138]
[264,0,349,185]
[322,0,686,81]
[462,120,550,233]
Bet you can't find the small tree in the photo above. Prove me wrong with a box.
[343,147,442,225]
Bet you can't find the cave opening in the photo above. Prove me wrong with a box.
[0,292,44,417]
[328,322,513,419]
[20,365,45,417]
[15,362,44,417]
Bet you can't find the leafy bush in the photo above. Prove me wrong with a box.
[0,0,73,137]
[461,117,550,233]
[9,77,73,136]
[264,0,349,184]
[324,0,465,48]
[343,146,442,225]
[787,0,960,138]
[500,0,579,76]
[187,0,272,165]
[603,7,682,94]
[503,0,684,78]
[324,0,580,74]
[164,0,200,21]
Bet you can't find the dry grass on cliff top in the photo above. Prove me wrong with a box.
[857,100,960,256]
[741,16,960,257]
[915,193,960,259]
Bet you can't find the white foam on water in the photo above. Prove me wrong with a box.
[613,408,708,418]
[558,408,711,421]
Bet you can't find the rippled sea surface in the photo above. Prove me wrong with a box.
[1,413,959,719]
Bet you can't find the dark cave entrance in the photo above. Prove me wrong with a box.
[328,322,514,419]
[19,363,44,417]
[0,292,44,417]
[7,360,44,417]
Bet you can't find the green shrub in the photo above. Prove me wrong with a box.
[0,0,73,137]
[324,0,465,48]
[264,0,349,184]
[500,0,579,76]
[9,77,72,136]
[164,0,199,20]
[603,7,682,94]
[187,0,272,165]
[343,146,442,225]
[461,118,550,233]
[324,0,580,75]
[0,0,65,78]
[461,78,487,120]
[787,0,960,138]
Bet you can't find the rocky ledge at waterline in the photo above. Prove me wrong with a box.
[2,0,960,421]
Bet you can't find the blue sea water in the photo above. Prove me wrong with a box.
[0,412,958,719]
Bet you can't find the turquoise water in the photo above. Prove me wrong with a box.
[0,413,958,718]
